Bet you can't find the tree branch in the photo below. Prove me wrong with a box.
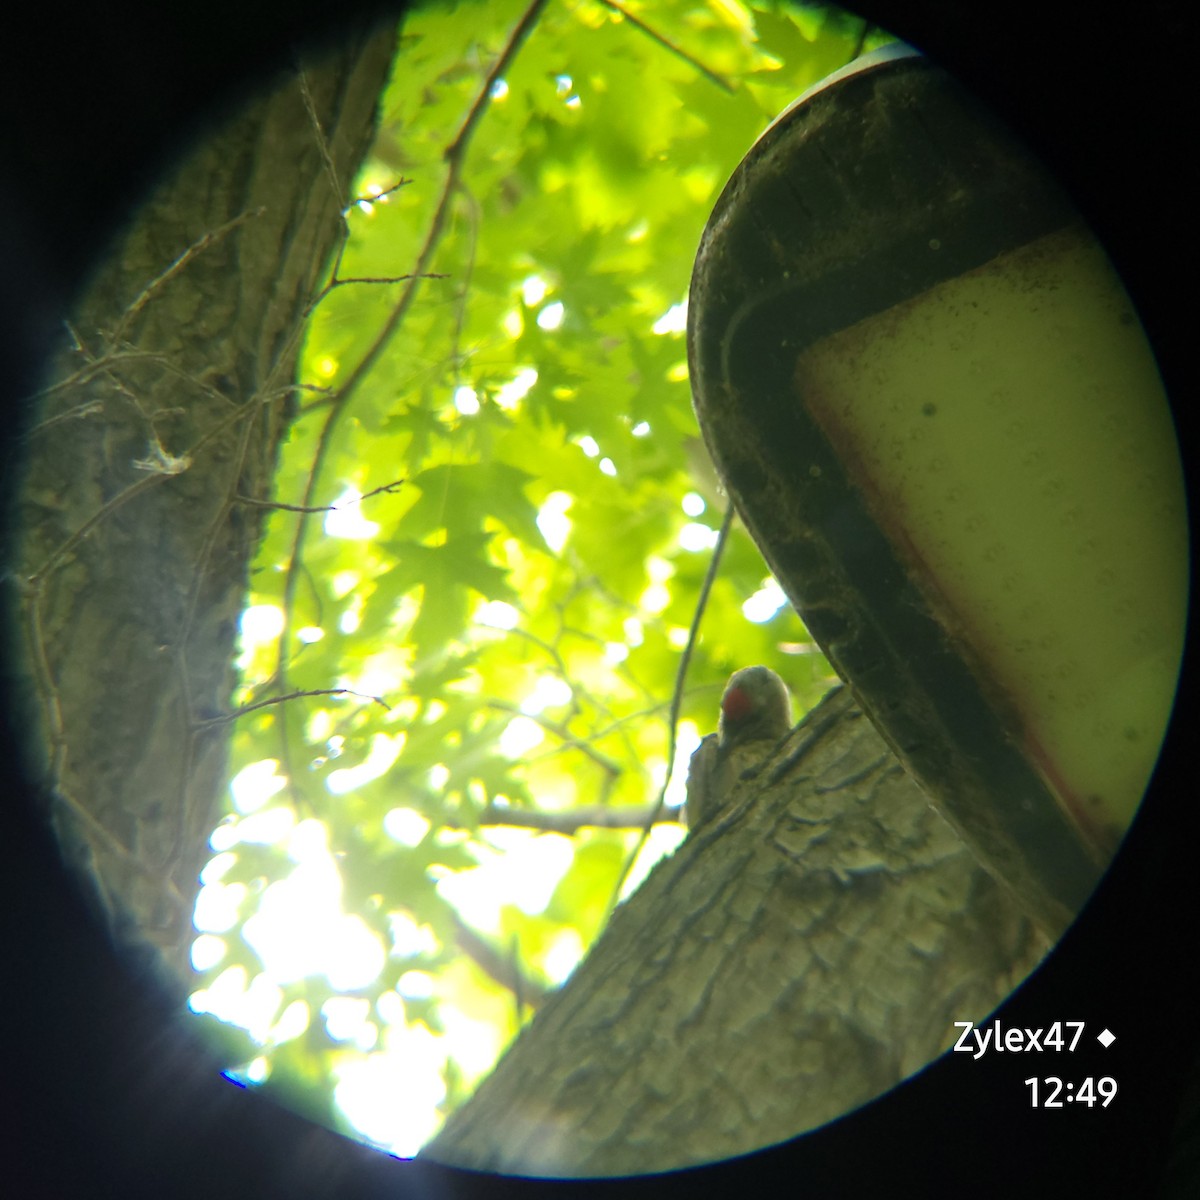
[597,0,735,93]
[447,802,682,834]
[483,700,622,776]
[451,910,548,1011]
[234,478,405,513]
[273,0,553,695]
[606,501,735,911]
[195,687,393,727]
[424,686,1050,1175]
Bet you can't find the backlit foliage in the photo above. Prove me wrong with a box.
[189,0,884,1154]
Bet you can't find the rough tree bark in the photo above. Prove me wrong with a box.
[14,22,396,987]
[425,684,1049,1176]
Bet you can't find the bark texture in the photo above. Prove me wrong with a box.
[425,684,1049,1176]
[14,22,396,986]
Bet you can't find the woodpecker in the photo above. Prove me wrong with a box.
[685,665,791,829]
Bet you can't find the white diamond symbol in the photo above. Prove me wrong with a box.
[1097,1028,1116,1048]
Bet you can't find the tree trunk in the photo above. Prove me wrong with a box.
[425,683,1049,1176]
[14,22,396,987]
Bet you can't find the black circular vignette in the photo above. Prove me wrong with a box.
[1,1,1194,1197]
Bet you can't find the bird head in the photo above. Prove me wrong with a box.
[718,665,791,747]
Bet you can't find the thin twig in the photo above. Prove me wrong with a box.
[53,786,190,914]
[196,687,393,727]
[598,0,734,93]
[325,271,450,292]
[24,398,105,434]
[26,346,162,402]
[444,0,552,164]
[347,178,412,209]
[29,359,289,592]
[606,502,736,912]
[275,0,553,685]
[484,700,622,776]
[235,478,405,513]
[490,624,573,688]
[451,910,547,1010]
[110,207,266,344]
[455,803,682,834]
[26,473,167,587]
[296,65,342,204]
[325,179,417,292]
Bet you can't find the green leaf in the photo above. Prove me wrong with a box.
[402,462,542,545]
[213,0,850,1153]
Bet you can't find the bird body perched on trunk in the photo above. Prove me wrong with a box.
[685,665,792,829]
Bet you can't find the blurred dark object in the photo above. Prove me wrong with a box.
[0,0,1195,1197]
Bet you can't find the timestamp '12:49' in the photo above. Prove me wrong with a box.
[1024,1077,1117,1108]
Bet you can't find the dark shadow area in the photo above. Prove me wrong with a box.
[1,0,1195,1196]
